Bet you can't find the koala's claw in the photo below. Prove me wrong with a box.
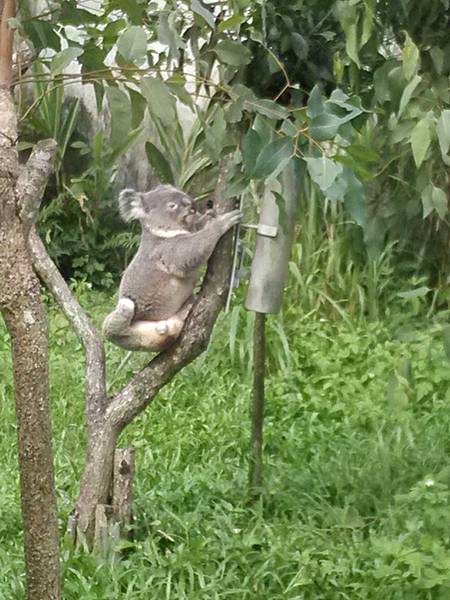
[220,209,242,231]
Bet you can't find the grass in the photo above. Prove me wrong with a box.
[1,289,450,599]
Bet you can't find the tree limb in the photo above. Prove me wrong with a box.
[17,138,57,232]
[29,230,108,420]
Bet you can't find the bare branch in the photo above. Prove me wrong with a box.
[29,230,108,419]
[106,166,234,429]
[0,0,15,88]
[17,138,57,229]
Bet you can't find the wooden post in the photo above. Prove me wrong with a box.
[112,448,135,537]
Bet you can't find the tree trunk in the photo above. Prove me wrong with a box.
[75,424,119,543]
[0,5,61,590]
[3,301,61,600]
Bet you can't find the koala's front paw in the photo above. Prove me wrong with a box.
[219,209,242,232]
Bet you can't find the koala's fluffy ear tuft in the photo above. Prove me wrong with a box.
[118,189,147,222]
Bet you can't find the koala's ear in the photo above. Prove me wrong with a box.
[118,189,147,222]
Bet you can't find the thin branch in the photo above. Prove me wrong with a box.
[0,0,15,88]
[17,138,57,231]
[29,230,107,420]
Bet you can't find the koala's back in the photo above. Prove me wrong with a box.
[119,241,196,321]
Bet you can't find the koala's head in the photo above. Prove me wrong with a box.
[119,185,199,233]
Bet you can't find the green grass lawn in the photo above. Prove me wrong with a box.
[1,295,450,599]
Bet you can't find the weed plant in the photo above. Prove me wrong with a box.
[1,285,450,598]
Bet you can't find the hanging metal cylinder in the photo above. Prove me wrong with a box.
[245,160,300,314]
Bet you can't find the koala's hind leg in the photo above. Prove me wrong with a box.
[103,298,135,338]
[103,298,192,352]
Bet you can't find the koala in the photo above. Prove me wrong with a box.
[103,185,241,351]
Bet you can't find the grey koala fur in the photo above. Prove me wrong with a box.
[103,185,241,351]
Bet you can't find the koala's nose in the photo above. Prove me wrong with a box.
[181,197,192,207]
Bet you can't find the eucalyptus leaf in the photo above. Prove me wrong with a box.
[191,0,215,29]
[50,47,83,75]
[398,74,421,118]
[307,84,323,118]
[106,87,131,148]
[402,32,419,80]
[291,32,309,60]
[422,185,447,219]
[411,117,431,168]
[436,110,450,158]
[309,112,342,141]
[141,77,176,125]
[242,129,263,175]
[117,26,147,64]
[214,40,252,66]
[246,98,289,120]
[305,156,343,192]
[252,137,293,180]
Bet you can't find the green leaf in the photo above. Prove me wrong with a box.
[50,47,83,75]
[411,117,431,168]
[214,40,252,66]
[60,1,99,25]
[117,26,147,64]
[205,107,227,158]
[218,14,244,32]
[342,167,367,227]
[246,98,289,120]
[336,1,360,67]
[402,32,420,80]
[252,137,294,180]
[398,74,421,118]
[242,129,262,175]
[430,47,444,75]
[305,156,343,192]
[191,0,215,28]
[307,84,323,119]
[141,77,177,125]
[309,112,342,141]
[158,14,185,61]
[145,142,175,184]
[128,87,147,129]
[436,110,450,158]
[106,87,131,148]
[291,32,309,60]
[23,20,60,51]
[346,144,380,164]
[422,185,447,219]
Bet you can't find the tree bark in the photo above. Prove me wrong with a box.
[1,4,60,590]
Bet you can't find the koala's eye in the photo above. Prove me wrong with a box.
[167,202,178,211]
